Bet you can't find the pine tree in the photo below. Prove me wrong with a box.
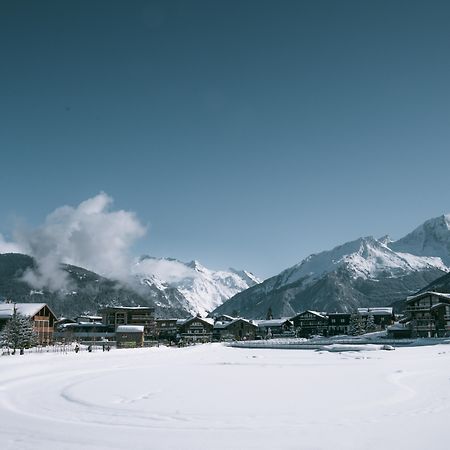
[266,307,273,320]
[0,308,37,354]
[348,313,365,336]
[365,312,377,332]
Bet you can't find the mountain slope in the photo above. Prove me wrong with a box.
[132,257,261,317]
[0,253,188,318]
[213,215,450,319]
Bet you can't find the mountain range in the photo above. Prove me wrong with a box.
[0,253,260,318]
[212,214,450,318]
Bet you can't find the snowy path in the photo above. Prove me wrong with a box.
[1,344,450,449]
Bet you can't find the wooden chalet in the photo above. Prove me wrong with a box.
[327,313,351,336]
[155,318,179,342]
[0,302,57,345]
[291,310,328,337]
[178,316,214,343]
[357,307,395,330]
[254,318,294,338]
[404,291,450,337]
[213,318,257,341]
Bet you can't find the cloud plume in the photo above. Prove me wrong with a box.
[11,193,147,291]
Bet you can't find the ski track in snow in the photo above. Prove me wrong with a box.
[1,344,450,450]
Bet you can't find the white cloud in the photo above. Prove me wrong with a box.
[0,233,24,254]
[134,258,198,283]
[15,192,147,291]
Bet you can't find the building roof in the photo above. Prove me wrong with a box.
[357,307,393,316]
[254,318,293,328]
[116,325,145,333]
[405,291,450,303]
[291,310,328,320]
[214,318,256,330]
[0,303,51,319]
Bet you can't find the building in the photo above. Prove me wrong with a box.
[254,318,294,338]
[116,325,145,348]
[213,318,257,341]
[178,316,214,343]
[155,318,179,342]
[357,307,395,330]
[291,311,328,337]
[55,321,115,343]
[100,306,156,338]
[0,302,57,345]
[404,291,450,338]
[327,313,351,336]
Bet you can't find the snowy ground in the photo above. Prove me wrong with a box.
[1,344,450,450]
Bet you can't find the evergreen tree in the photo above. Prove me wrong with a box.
[266,306,273,320]
[0,308,37,354]
[348,313,365,336]
[365,312,377,332]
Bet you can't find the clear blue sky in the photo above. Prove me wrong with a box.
[1,0,450,278]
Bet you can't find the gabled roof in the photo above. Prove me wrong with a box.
[0,303,56,320]
[183,316,215,327]
[405,291,450,303]
[291,310,328,320]
[214,318,257,330]
[254,318,293,328]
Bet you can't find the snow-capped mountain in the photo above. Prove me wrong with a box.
[213,214,450,318]
[132,256,261,317]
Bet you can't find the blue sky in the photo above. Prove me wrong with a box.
[1,0,450,278]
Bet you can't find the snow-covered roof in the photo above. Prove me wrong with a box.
[357,307,393,316]
[214,318,256,329]
[116,325,145,333]
[0,303,48,319]
[254,318,292,328]
[405,291,450,303]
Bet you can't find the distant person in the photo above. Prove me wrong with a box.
[74,344,80,353]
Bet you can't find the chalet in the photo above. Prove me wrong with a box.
[116,325,145,348]
[100,306,156,338]
[357,307,395,330]
[0,303,57,345]
[327,313,351,336]
[155,318,179,342]
[291,311,328,337]
[213,318,257,341]
[254,318,294,338]
[178,316,214,343]
[404,291,450,338]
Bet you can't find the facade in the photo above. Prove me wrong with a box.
[0,302,57,345]
[55,322,115,342]
[254,318,294,338]
[357,308,395,330]
[116,325,145,348]
[100,306,156,338]
[213,318,257,341]
[291,311,328,337]
[327,313,351,336]
[404,292,450,338]
[178,316,214,343]
[155,318,179,342]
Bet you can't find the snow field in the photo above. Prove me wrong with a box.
[1,344,450,449]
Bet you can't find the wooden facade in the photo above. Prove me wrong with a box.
[178,317,214,343]
[0,303,57,345]
[291,311,328,337]
[116,325,145,348]
[213,318,257,341]
[405,292,450,337]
